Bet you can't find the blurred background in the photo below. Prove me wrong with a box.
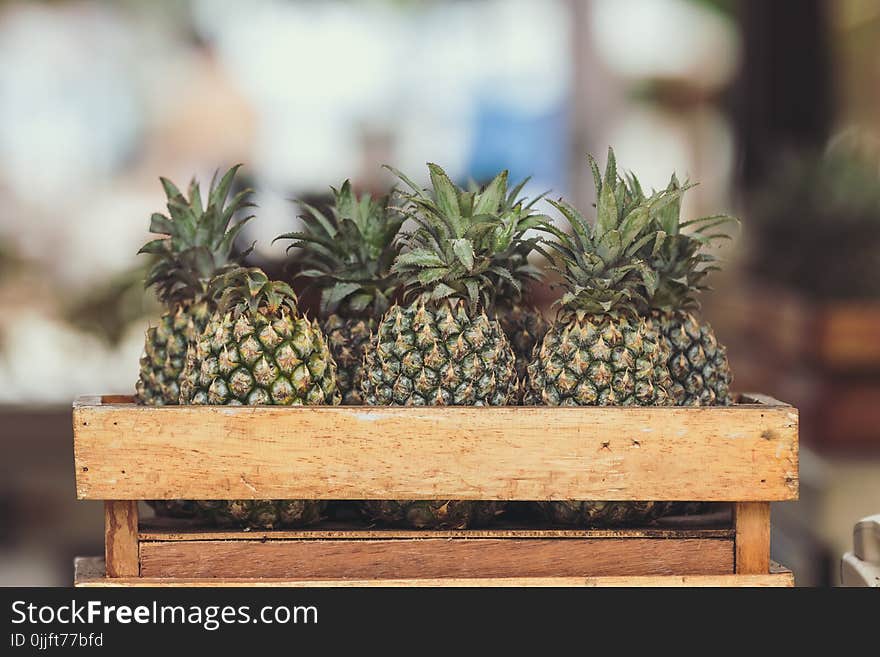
[1,0,878,586]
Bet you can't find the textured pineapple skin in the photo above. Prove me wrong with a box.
[527,310,678,526]
[360,299,517,528]
[148,499,202,519]
[196,499,326,529]
[497,304,549,388]
[361,300,518,406]
[537,501,674,527]
[180,309,339,406]
[176,306,339,529]
[525,309,673,406]
[360,500,504,529]
[654,310,732,406]
[135,301,211,406]
[322,314,374,405]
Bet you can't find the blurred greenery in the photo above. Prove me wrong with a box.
[62,264,158,345]
[749,138,880,299]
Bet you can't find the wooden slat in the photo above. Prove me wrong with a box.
[104,501,138,577]
[73,395,799,501]
[138,526,735,541]
[734,502,771,574]
[74,556,795,587]
[138,537,733,579]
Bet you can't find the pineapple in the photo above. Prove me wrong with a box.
[527,149,679,526]
[135,166,252,518]
[488,177,549,386]
[359,164,541,528]
[136,165,252,405]
[179,267,339,528]
[276,180,403,405]
[636,173,736,406]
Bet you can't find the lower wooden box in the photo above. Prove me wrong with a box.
[75,517,794,587]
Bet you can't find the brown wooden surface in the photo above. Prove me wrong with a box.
[104,501,138,577]
[734,502,771,574]
[73,394,798,501]
[138,537,734,579]
[74,556,795,587]
[138,525,735,542]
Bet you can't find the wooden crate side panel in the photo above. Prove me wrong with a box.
[74,403,799,501]
[138,537,734,579]
[74,557,794,587]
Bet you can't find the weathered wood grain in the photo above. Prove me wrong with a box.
[735,502,771,574]
[73,395,798,501]
[104,501,138,577]
[75,557,795,587]
[138,537,733,579]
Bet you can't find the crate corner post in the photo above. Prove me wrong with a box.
[104,500,139,578]
[734,502,771,575]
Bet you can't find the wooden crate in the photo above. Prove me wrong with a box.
[72,393,798,587]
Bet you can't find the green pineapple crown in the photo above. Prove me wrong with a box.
[539,148,684,316]
[388,163,548,314]
[636,173,738,312]
[139,165,254,306]
[275,180,403,320]
[212,266,299,318]
[470,176,548,310]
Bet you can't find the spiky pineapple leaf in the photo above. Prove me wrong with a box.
[141,165,253,307]
[277,180,403,319]
[389,164,548,311]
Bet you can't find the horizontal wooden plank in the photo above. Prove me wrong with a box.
[73,394,798,501]
[138,537,733,579]
[74,557,794,587]
[139,526,735,541]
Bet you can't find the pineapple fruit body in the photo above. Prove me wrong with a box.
[526,309,672,407]
[362,299,518,406]
[360,500,504,530]
[360,298,517,528]
[180,308,338,406]
[136,301,210,406]
[197,500,326,529]
[539,501,674,527]
[654,310,731,406]
[497,303,548,387]
[323,313,374,405]
[149,499,202,519]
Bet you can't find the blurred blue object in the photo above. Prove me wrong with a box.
[466,96,568,193]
